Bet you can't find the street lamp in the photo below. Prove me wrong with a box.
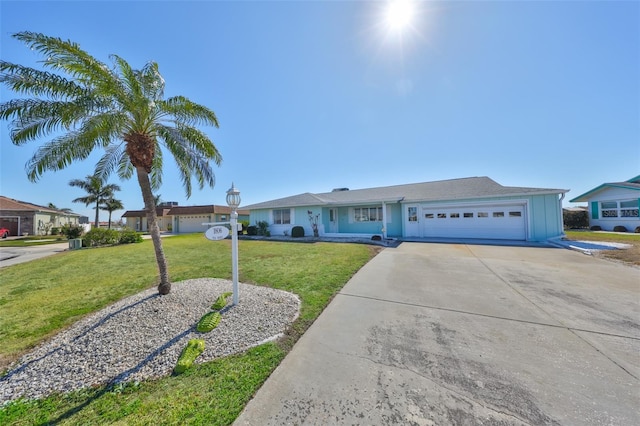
[226,183,241,305]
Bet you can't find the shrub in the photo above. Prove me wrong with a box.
[256,221,269,236]
[84,228,120,247]
[613,225,628,233]
[197,311,222,333]
[291,226,305,238]
[590,225,602,231]
[119,228,143,244]
[246,225,257,236]
[635,226,640,233]
[211,292,233,311]
[60,223,84,239]
[50,227,59,235]
[371,235,382,241]
[563,210,589,229]
[174,339,205,374]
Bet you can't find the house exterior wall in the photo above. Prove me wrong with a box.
[0,210,79,236]
[248,194,564,241]
[583,187,640,232]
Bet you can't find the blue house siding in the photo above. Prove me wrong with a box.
[244,177,567,241]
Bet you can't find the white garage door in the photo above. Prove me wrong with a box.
[421,205,526,240]
[177,215,210,234]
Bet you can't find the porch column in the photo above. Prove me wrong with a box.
[382,201,387,239]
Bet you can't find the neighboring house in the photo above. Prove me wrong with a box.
[243,176,568,242]
[122,206,173,232]
[0,195,81,236]
[168,205,249,234]
[121,204,249,234]
[569,175,640,232]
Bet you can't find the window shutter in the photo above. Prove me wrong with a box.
[591,201,599,219]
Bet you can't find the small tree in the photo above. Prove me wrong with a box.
[101,197,124,229]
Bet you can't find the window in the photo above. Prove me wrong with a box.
[463,212,473,218]
[408,207,418,222]
[601,201,618,218]
[509,211,522,217]
[493,212,505,218]
[621,200,639,218]
[601,200,639,218]
[437,213,447,219]
[354,207,383,222]
[425,213,434,219]
[478,212,488,218]
[273,209,291,224]
[450,213,460,218]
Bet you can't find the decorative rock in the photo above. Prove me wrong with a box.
[0,279,300,404]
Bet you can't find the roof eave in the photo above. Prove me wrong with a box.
[569,183,640,203]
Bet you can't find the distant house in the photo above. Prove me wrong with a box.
[569,175,640,232]
[0,195,81,236]
[122,203,249,234]
[243,176,568,242]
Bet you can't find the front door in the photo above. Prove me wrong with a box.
[329,208,338,233]
[405,205,420,237]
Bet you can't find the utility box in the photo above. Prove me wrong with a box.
[68,239,82,250]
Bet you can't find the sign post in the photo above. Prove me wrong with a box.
[202,183,241,305]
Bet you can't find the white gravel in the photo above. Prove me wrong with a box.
[0,278,300,404]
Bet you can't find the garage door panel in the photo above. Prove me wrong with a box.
[421,205,525,240]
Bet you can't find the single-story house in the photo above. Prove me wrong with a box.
[243,176,568,242]
[122,206,173,232]
[122,204,249,234]
[0,195,81,236]
[569,175,640,232]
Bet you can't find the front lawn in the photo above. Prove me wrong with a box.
[0,235,379,425]
[564,230,640,266]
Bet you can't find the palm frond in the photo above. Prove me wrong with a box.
[95,143,126,181]
[0,61,86,99]
[159,96,219,127]
[12,32,117,91]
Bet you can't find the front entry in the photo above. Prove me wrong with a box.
[405,205,420,237]
[329,208,338,233]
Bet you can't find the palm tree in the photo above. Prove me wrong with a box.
[70,175,121,228]
[0,31,221,295]
[101,197,124,229]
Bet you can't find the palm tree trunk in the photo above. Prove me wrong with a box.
[108,212,112,230]
[135,166,171,294]
[94,199,100,228]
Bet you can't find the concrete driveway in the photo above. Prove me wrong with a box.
[235,243,639,425]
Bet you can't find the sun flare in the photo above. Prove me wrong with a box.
[385,0,416,32]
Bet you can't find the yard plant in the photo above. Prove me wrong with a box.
[0,235,378,424]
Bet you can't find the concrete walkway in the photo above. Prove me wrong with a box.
[235,243,640,425]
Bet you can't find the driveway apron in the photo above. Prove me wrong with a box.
[235,243,640,425]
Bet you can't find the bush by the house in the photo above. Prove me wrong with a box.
[84,228,120,247]
[613,225,628,233]
[635,226,640,233]
[119,228,143,244]
[563,210,589,229]
[50,227,60,235]
[256,221,270,237]
[590,225,602,231]
[83,227,143,247]
[60,223,84,239]
[291,226,305,238]
[246,225,257,236]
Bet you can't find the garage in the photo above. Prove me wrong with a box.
[420,204,526,240]
[176,215,211,234]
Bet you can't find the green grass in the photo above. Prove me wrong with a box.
[0,235,68,247]
[0,234,378,425]
[564,230,640,243]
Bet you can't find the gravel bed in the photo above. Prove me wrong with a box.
[0,278,300,404]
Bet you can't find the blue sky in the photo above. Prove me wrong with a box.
[1,0,638,221]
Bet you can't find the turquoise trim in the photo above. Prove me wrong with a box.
[591,202,599,219]
[570,183,640,202]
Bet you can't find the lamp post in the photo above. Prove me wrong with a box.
[226,183,241,305]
